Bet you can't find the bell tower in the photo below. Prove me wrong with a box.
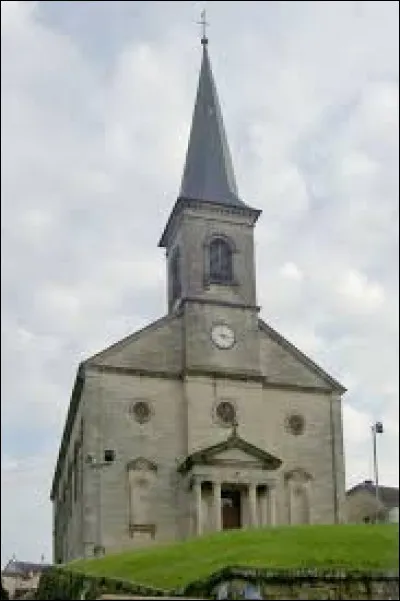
[159,32,262,377]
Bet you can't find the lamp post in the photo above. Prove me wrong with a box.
[371,421,384,523]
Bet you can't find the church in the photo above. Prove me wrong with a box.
[50,33,347,563]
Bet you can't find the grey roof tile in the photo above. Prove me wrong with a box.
[2,559,51,576]
[179,41,246,208]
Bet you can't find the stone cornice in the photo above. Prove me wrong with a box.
[183,367,264,382]
[262,381,333,394]
[83,363,337,394]
[159,197,261,248]
[85,364,182,380]
[181,296,260,311]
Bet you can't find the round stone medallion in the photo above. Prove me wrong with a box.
[286,413,305,435]
[130,400,152,424]
[215,401,236,427]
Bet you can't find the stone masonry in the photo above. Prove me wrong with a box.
[50,37,347,563]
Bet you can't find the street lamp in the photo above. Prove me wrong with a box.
[86,450,115,556]
[371,421,384,523]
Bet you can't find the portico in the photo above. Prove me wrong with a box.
[192,478,278,535]
[178,428,282,535]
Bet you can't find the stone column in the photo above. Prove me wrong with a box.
[269,483,277,526]
[213,481,222,531]
[305,480,312,524]
[248,483,258,527]
[287,479,293,525]
[193,480,202,536]
[260,486,269,526]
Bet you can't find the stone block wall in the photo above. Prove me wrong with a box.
[187,568,399,600]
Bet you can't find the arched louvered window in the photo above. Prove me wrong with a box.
[209,237,233,284]
[171,247,181,302]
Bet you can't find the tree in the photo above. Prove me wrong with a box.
[0,581,9,600]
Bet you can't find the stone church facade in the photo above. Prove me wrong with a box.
[51,36,346,563]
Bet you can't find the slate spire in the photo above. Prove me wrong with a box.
[178,36,245,207]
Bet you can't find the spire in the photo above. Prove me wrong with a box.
[178,31,245,207]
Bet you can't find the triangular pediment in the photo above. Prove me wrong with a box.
[83,313,183,374]
[259,319,346,393]
[177,432,281,474]
[214,448,259,462]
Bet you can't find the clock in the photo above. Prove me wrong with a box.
[211,324,236,349]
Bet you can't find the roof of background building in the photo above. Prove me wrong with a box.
[2,559,51,577]
[346,480,399,508]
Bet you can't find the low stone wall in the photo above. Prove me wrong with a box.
[183,567,399,600]
[98,595,206,601]
[34,568,171,600]
[35,566,399,599]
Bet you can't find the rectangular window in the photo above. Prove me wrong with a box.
[104,449,115,463]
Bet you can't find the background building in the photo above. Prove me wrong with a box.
[1,559,50,600]
[346,480,399,524]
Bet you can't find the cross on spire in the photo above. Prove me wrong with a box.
[197,9,209,45]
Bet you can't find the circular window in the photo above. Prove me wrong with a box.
[286,414,305,436]
[131,401,151,424]
[215,401,236,426]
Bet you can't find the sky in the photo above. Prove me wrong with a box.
[1,0,399,566]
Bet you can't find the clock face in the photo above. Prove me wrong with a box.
[211,324,235,349]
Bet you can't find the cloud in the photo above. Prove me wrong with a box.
[336,269,385,314]
[1,0,398,566]
[1,454,53,565]
[280,262,303,282]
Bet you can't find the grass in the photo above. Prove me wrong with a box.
[69,524,399,590]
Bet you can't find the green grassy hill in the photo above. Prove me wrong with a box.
[69,524,399,590]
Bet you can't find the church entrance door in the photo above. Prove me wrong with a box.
[221,489,241,530]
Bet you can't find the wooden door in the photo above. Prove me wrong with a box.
[222,490,241,529]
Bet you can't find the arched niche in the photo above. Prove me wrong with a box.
[126,457,157,539]
[203,233,237,286]
[285,468,313,525]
